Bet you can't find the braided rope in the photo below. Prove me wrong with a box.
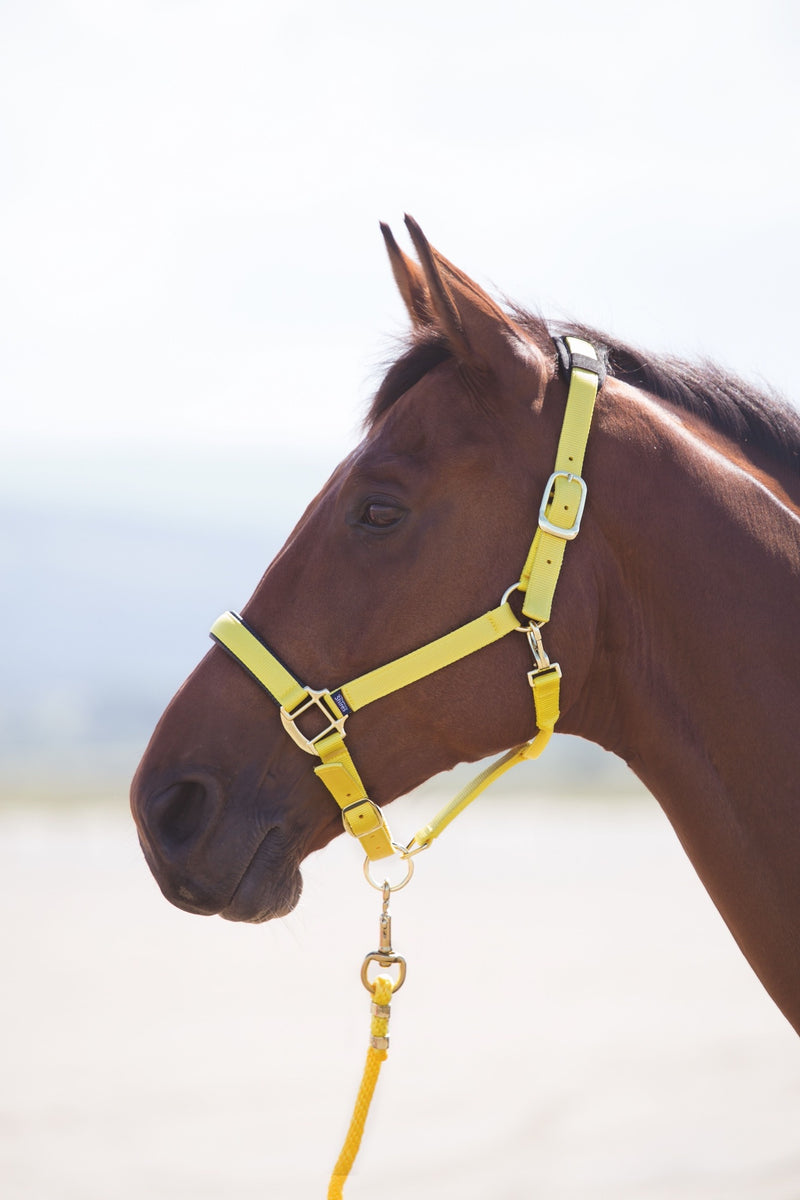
[327,974,394,1198]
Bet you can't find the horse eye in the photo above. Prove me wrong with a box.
[360,502,404,528]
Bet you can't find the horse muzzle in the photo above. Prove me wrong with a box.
[130,767,307,923]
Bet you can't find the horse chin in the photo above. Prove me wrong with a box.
[131,762,329,923]
[137,824,305,925]
[219,856,304,924]
[152,860,304,924]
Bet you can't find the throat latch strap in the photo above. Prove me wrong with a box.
[210,335,602,861]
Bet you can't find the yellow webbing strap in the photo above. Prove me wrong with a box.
[328,974,394,1199]
[313,603,521,859]
[209,613,307,711]
[520,337,600,623]
[210,606,522,862]
[339,602,519,710]
[313,732,396,861]
[212,614,394,860]
[408,663,561,850]
[212,604,518,727]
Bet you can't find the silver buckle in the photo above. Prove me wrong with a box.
[279,689,347,756]
[538,471,587,541]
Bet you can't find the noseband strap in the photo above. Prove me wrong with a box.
[211,337,603,861]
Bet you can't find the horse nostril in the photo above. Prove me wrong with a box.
[149,779,215,853]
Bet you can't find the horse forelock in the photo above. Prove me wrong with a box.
[366,334,454,428]
[366,312,553,430]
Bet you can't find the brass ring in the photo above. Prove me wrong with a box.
[362,850,415,892]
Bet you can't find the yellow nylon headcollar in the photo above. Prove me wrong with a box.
[210,336,603,861]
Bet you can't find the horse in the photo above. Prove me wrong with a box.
[130,216,800,1036]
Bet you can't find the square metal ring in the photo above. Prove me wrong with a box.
[279,689,347,755]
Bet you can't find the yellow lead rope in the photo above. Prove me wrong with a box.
[328,974,394,1199]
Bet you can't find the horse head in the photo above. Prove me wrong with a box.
[130,217,604,923]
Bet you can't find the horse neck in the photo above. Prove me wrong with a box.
[572,377,800,783]
[568,378,800,1031]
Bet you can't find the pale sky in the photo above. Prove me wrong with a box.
[1,0,798,477]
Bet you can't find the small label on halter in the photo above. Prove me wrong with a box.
[331,690,351,716]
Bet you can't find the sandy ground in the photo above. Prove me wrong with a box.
[1,789,799,1200]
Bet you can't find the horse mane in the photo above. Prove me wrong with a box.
[369,312,800,479]
[545,317,800,479]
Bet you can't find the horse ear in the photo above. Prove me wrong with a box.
[403,214,528,371]
[380,222,432,326]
